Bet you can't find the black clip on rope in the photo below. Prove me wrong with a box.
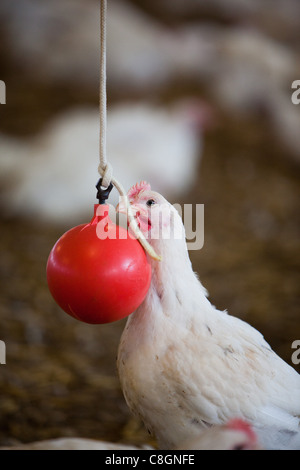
[96,178,114,205]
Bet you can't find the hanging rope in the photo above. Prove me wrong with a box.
[97,0,161,261]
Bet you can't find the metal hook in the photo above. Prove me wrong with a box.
[96,178,114,205]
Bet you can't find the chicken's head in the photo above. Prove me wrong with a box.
[178,419,261,450]
[117,181,184,242]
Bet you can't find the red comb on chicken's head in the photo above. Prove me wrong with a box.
[127,181,152,201]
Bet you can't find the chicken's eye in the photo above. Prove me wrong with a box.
[146,199,156,207]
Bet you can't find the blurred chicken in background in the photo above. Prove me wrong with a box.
[0,0,299,159]
[0,0,299,451]
[0,100,210,224]
[0,419,260,450]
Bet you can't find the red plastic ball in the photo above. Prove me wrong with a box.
[46,204,151,324]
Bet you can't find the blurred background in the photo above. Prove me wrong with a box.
[0,0,299,447]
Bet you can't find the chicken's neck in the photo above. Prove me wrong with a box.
[150,234,195,287]
[139,233,209,322]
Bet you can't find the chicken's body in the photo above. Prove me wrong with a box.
[117,183,300,450]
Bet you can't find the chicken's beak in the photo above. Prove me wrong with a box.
[116,199,151,233]
[116,197,138,216]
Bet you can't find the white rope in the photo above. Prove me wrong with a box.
[98,0,161,261]
[98,0,111,188]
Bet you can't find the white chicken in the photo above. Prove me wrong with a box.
[0,419,259,450]
[0,439,143,451]
[117,181,300,450]
[178,418,260,450]
[1,0,299,160]
[0,101,207,224]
